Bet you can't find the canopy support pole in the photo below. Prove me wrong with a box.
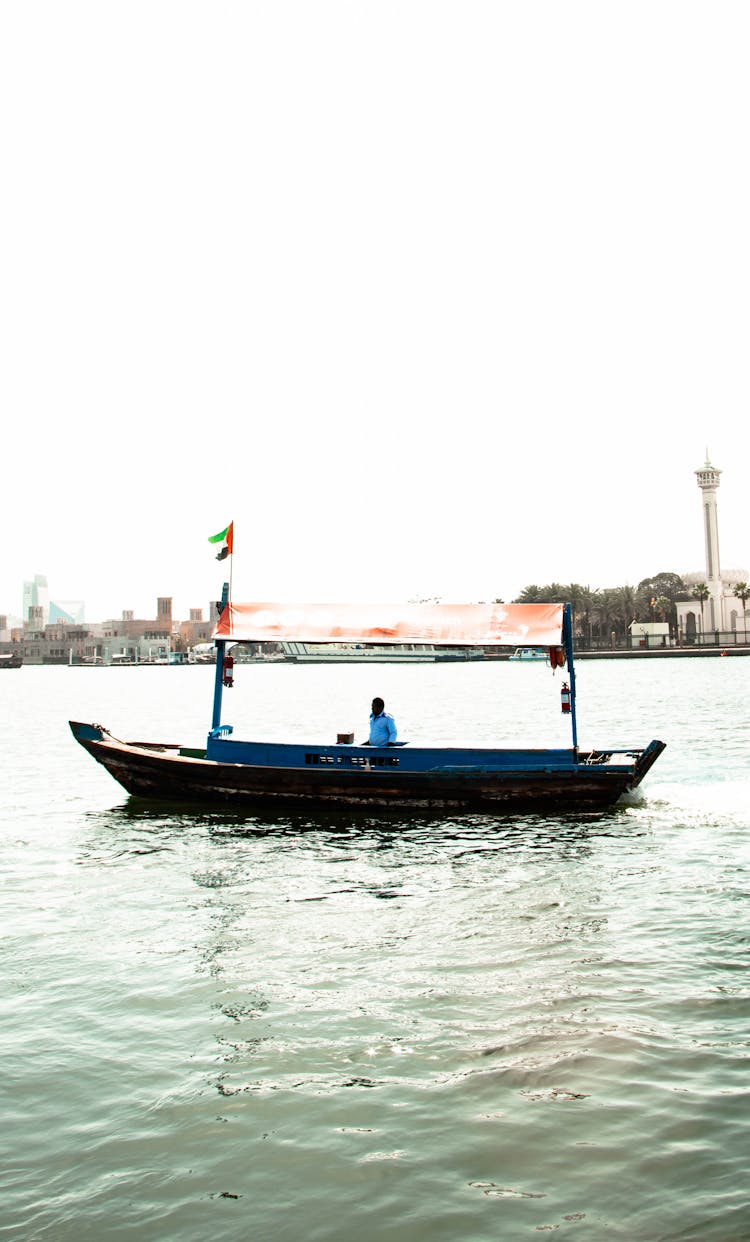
[563,603,579,752]
[211,583,230,733]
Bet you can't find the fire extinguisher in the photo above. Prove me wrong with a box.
[560,681,571,714]
[222,652,234,688]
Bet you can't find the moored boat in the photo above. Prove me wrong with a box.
[279,641,486,663]
[70,594,665,813]
[0,651,23,669]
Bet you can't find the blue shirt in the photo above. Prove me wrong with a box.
[369,710,397,746]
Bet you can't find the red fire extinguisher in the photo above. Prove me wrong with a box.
[560,681,571,714]
[222,652,234,688]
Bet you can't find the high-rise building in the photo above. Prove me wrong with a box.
[23,574,49,625]
[49,601,85,624]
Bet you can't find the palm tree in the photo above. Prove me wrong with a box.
[617,585,637,628]
[598,588,621,646]
[734,582,750,636]
[693,582,710,638]
[601,586,637,646]
[514,583,567,604]
[587,589,605,646]
[571,581,600,645]
[515,584,544,603]
[567,583,590,641]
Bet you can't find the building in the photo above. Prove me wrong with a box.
[179,606,218,651]
[23,574,49,625]
[7,597,175,665]
[1,587,223,665]
[0,612,22,638]
[630,620,671,649]
[92,597,174,664]
[676,454,749,643]
[49,600,85,624]
[13,624,95,666]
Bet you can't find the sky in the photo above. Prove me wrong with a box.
[1,2,748,624]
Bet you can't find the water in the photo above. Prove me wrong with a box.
[2,658,749,1240]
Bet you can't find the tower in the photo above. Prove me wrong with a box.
[157,597,173,629]
[695,451,723,630]
[22,574,49,625]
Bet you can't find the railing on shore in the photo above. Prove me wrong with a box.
[577,629,750,653]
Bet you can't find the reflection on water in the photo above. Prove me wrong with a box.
[98,790,642,837]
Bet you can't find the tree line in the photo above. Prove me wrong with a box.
[506,573,750,644]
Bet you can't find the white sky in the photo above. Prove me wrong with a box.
[1,2,748,623]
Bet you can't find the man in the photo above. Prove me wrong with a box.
[366,696,397,746]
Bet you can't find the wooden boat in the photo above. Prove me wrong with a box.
[70,596,665,812]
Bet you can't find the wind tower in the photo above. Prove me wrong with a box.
[695,450,723,630]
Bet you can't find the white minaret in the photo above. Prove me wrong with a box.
[695,450,723,630]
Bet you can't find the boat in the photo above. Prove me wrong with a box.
[509,646,548,661]
[191,643,216,664]
[0,651,23,669]
[279,641,486,663]
[70,594,665,812]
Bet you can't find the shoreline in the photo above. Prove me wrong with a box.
[575,645,750,659]
[8,645,750,667]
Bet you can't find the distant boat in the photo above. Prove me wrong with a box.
[509,647,549,662]
[280,642,485,663]
[191,643,216,664]
[70,598,665,814]
[0,651,22,669]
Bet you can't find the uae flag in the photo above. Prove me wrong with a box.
[208,522,233,561]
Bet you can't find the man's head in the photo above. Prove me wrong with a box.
[371,697,385,716]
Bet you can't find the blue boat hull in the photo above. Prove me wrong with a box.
[69,722,665,812]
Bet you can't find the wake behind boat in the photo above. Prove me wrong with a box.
[70,596,665,813]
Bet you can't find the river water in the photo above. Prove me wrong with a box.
[2,657,749,1240]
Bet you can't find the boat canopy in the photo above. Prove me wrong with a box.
[212,601,565,647]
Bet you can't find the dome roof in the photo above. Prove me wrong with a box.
[681,569,748,587]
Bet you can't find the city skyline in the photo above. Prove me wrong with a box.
[5,449,746,630]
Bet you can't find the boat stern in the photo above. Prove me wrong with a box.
[629,739,667,789]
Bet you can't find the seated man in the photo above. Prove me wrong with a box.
[365,696,397,746]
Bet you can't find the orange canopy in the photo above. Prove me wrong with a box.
[213,601,565,647]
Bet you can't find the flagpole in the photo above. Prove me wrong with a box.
[229,519,234,603]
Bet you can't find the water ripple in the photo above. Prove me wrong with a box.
[3,661,750,1239]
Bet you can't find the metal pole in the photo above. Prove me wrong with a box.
[563,603,579,752]
[211,582,230,733]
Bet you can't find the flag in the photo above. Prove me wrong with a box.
[208,522,234,561]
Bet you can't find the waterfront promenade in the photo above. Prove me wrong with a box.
[576,643,750,659]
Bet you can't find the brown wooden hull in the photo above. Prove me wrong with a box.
[71,724,665,813]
